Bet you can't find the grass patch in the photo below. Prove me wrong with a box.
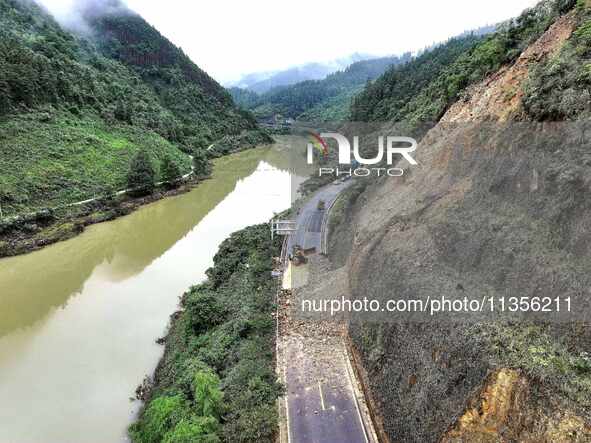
[0,110,191,215]
[475,322,591,408]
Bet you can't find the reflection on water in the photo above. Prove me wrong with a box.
[0,137,312,443]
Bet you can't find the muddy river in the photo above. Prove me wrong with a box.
[0,137,310,443]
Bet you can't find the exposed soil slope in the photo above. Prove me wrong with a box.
[442,13,577,122]
[442,369,591,442]
[328,5,591,442]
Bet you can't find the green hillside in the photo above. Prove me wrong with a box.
[0,0,269,216]
[523,0,591,119]
[298,85,365,121]
[231,54,411,121]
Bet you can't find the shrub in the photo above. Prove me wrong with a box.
[161,155,182,185]
[573,19,591,55]
[193,371,224,419]
[192,150,211,176]
[128,149,155,195]
[129,395,189,443]
[184,291,226,334]
[523,7,591,120]
[163,417,220,443]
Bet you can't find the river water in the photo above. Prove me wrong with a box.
[0,138,310,443]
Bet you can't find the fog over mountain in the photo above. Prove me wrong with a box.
[32,0,130,34]
[226,53,375,93]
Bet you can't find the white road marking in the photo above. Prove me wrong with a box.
[343,351,370,443]
[284,364,292,443]
[318,381,326,411]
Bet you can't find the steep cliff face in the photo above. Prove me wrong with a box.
[329,2,591,442]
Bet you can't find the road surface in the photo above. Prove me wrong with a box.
[279,179,376,443]
[287,180,350,254]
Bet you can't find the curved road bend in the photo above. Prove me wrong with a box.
[286,180,349,255]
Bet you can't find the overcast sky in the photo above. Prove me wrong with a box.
[40,0,540,83]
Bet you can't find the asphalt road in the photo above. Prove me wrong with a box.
[287,180,351,254]
[284,339,368,443]
[283,178,370,443]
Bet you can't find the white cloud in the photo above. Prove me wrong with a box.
[38,0,541,83]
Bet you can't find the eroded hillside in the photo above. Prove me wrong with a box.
[328,1,591,441]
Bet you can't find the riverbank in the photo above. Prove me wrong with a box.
[0,145,297,442]
[0,136,278,259]
[129,223,283,443]
[0,177,203,258]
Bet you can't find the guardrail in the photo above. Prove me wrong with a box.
[320,187,346,255]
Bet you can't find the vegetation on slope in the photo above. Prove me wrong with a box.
[297,85,364,121]
[350,0,578,125]
[523,0,591,119]
[227,87,260,110]
[349,35,484,122]
[231,54,411,121]
[130,224,282,443]
[84,3,268,148]
[0,112,191,214]
[0,0,268,216]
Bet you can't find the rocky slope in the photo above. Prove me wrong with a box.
[327,1,591,441]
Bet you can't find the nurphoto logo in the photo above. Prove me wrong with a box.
[306,131,418,177]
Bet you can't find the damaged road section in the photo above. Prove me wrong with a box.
[276,182,377,443]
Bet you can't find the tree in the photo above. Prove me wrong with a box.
[114,100,132,124]
[161,155,182,186]
[192,150,211,176]
[127,149,155,195]
[185,291,225,334]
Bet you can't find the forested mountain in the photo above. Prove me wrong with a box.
[232,54,412,121]
[228,87,260,109]
[349,34,487,123]
[0,0,268,216]
[227,53,371,93]
[350,0,579,125]
[233,25,500,123]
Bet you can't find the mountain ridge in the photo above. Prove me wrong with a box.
[231,53,413,121]
[0,0,269,217]
[226,52,373,93]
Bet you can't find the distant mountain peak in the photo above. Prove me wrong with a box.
[228,53,379,94]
